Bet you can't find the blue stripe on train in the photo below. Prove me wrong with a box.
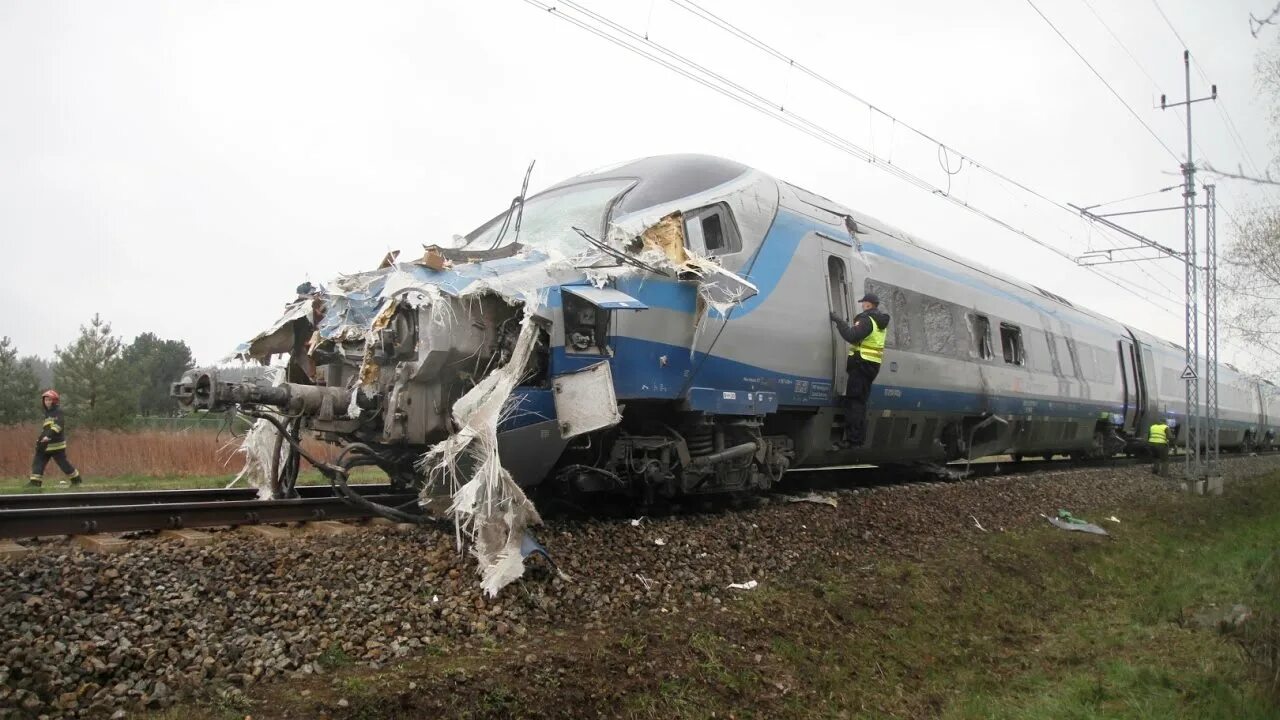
[511,337,1120,430]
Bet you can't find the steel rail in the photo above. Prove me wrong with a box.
[0,484,395,510]
[0,493,419,539]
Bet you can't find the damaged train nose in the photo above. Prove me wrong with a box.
[173,289,543,452]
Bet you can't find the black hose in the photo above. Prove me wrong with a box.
[329,442,454,530]
[242,412,443,527]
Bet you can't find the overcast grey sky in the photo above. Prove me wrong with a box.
[1,0,1275,370]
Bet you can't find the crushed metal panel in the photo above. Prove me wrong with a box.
[561,285,649,310]
[552,362,622,438]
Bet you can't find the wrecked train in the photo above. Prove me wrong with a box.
[175,154,1276,504]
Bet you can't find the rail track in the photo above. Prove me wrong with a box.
[0,450,1250,542]
[0,484,418,540]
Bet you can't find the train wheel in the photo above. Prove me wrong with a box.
[1010,453,1023,463]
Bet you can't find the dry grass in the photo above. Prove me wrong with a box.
[0,424,330,479]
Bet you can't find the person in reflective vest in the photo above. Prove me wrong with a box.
[29,390,81,488]
[829,293,891,447]
[1147,418,1171,477]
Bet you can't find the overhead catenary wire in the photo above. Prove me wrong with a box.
[1024,0,1237,300]
[665,0,1187,279]
[522,0,1191,319]
[1149,0,1268,177]
[523,0,1275,368]
[1074,0,1248,233]
[1025,0,1181,164]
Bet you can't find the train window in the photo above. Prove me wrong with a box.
[1044,331,1063,375]
[1057,336,1076,377]
[1023,330,1048,372]
[923,300,955,354]
[969,314,994,360]
[999,324,1025,365]
[702,214,725,252]
[1096,345,1116,383]
[1074,343,1096,381]
[683,205,741,256]
[862,281,910,349]
[892,288,911,349]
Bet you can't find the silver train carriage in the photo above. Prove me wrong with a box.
[174,154,1270,498]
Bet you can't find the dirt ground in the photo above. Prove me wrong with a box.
[138,459,1280,720]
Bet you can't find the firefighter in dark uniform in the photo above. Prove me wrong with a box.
[29,390,81,487]
[829,293,891,446]
[1147,418,1171,477]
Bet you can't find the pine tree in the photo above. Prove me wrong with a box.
[54,314,136,428]
[0,337,40,425]
[122,333,194,416]
[20,355,56,389]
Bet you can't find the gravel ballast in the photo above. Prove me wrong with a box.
[3,455,1279,718]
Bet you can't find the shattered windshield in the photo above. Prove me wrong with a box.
[462,178,635,257]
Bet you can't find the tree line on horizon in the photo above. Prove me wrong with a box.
[0,314,195,428]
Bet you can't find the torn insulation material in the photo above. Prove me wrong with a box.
[231,413,287,500]
[228,367,288,499]
[419,301,547,597]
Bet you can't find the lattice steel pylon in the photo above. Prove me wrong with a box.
[1205,184,1220,474]
[1161,50,1217,481]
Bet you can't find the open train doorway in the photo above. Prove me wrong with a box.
[823,249,852,395]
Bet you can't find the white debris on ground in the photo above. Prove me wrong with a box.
[785,492,839,508]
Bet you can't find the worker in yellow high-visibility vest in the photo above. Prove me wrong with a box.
[829,293,891,447]
[1148,418,1171,477]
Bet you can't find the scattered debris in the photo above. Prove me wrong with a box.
[653,538,666,547]
[1107,515,1121,523]
[629,517,646,527]
[727,580,758,591]
[1184,602,1254,630]
[971,515,987,532]
[785,492,839,508]
[1044,510,1110,536]
[634,574,653,591]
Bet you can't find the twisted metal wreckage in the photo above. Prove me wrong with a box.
[174,208,758,596]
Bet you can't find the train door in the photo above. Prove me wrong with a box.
[1134,341,1157,430]
[822,246,853,394]
[1118,336,1139,433]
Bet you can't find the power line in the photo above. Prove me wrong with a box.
[1149,0,1268,176]
[1073,0,1251,234]
[1078,0,1164,89]
[1025,0,1181,163]
[526,0,1276,372]
[666,0,1184,280]
[523,0,1196,320]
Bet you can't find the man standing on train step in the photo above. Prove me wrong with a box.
[29,390,81,488]
[830,293,891,447]
[1148,418,1171,477]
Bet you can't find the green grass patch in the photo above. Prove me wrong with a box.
[718,474,1280,719]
